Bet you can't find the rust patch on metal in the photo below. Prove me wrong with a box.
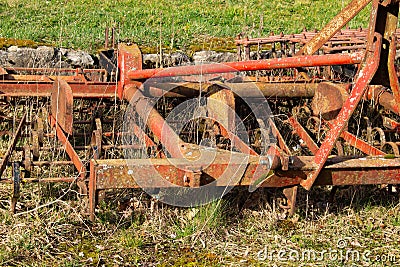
[51,78,73,135]
[311,82,350,121]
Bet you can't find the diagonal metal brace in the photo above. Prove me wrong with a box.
[296,0,372,56]
[50,115,87,194]
[300,34,382,190]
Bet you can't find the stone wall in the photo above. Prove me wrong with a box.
[0,46,95,69]
[142,51,237,68]
[0,45,242,69]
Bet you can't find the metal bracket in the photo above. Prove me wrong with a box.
[282,186,298,216]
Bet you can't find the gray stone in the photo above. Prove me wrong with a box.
[59,48,68,56]
[249,50,273,60]
[0,51,8,66]
[0,45,246,70]
[0,46,99,69]
[7,47,35,67]
[193,51,236,64]
[65,50,94,67]
[36,46,55,62]
[5,46,55,68]
[142,54,160,68]
[51,60,70,69]
[142,52,191,68]
[168,52,191,66]
[7,46,18,52]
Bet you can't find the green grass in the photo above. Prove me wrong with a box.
[173,200,227,239]
[0,0,370,52]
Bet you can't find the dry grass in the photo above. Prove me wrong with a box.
[0,183,399,266]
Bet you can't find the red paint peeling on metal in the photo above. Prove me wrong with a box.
[50,116,85,179]
[338,128,385,155]
[388,33,400,112]
[0,82,117,98]
[288,116,319,154]
[123,85,185,158]
[296,0,372,55]
[90,156,400,189]
[127,52,364,80]
[300,35,382,190]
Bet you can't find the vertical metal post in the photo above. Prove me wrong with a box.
[11,162,21,214]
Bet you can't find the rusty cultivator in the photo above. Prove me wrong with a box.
[1,0,400,220]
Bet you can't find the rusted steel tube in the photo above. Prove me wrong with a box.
[5,67,106,74]
[30,144,144,151]
[50,116,85,180]
[127,52,364,80]
[226,82,317,98]
[145,82,318,98]
[287,116,319,154]
[147,81,400,107]
[123,85,184,158]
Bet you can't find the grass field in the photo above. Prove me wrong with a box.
[0,0,370,52]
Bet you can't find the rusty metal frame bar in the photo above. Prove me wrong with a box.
[287,116,319,155]
[87,154,400,218]
[126,52,364,80]
[334,125,386,156]
[301,0,400,190]
[388,33,400,112]
[0,112,27,178]
[0,82,117,98]
[296,0,372,55]
[89,155,400,188]
[49,115,86,192]
[301,34,382,190]
[123,84,185,158]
